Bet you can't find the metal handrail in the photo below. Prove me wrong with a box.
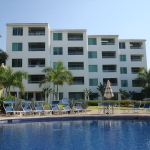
[29,48,45,51]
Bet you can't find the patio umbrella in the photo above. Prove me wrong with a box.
[104,80,114,99]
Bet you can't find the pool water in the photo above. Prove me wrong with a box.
[0,120,150,150]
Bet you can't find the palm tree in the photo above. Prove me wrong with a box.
[0,66,28,95]
[40,61,73,99]
[0,49,8,65]
[97,82,106,100]
[136,67,150,97]
[136,67,150,86]
[83,88,92,100]
[42,86,53,103]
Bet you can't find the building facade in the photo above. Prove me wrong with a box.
[6,23,147,101]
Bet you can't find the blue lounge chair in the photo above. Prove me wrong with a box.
[142,103,150,113]
[3,100,23,116]
[34,104,52,115]
[21,100,33,115]
[128,102,141,113]
[62,98,72,114]
[74,102,87,114]
[51,100,62,114]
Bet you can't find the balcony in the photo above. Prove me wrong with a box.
[68,47,83,55]
[28,43,45,51]
[101,38,115,45]
[102,51,116,58]
[28,59,45,67]
[103,65,117,72]
[131,55,143,61]
[28,27,45,36]
[103,78,118,86]
[130,42,143,49]
[71,77,84,85]
[28,75,45,83]
[68,33,83,41]
[68,62,84,70]
[131,67,140,74]
[132,80,141,87]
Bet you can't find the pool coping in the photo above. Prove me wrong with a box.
[1,113,150,124]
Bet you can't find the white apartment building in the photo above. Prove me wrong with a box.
[6,23,147,101]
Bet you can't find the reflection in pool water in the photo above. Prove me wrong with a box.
[0,120,150,150]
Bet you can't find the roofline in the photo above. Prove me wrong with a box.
[119,39,146,41]
[6,23,49,26]
[88,35,119,37]
[51,29,87,32]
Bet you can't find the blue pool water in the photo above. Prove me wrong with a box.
[0,120,150,150]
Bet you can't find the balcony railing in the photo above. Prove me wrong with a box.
[130,47,143,49]
[132,72,139,74]
[68,67,84,70]
[28,65,45,67]
[28,32,45,36]
[29,48,45,51]
[68,38,83,41]
[103,70,116,72]
[131,59,143,61]
[71,82,84,85]
[102,56,115,58]
[101,43,115,45]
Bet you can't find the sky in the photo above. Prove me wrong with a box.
[0,0,150,68]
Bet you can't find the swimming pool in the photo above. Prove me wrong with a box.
[0,118,150,150]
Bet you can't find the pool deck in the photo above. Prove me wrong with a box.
[0,109,150,121]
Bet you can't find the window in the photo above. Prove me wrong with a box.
[121,80,128,87]
[119,42,125,49]
[102,51,116,58]
[35,92,45,101]
[120,55,126,61]
[53,47,63,55]
[53,62,57,69]
[53,33,62,40]
[132,80,141,87]
[59,93,63,100]
[13,27,23,36]
[89,65,98,72]
[72,77,84,85]
[101,38,115,45]
[12,43,22,51]
[69,92,84,99]
[88,38,97,45]
[89,79,98,86]
[28,75,45,84]
[88,51,97,58]
[68,62,84,70]
[12,59,22,67]
[103,65,116,72]
[68,47,83,55]
[120,67,127,74]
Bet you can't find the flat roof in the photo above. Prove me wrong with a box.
[119,39,146,42]
[88,35,119,37]
[6,23,49,26]
[51,29,87,32]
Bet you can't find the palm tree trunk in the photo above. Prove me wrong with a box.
[56,84,59,100]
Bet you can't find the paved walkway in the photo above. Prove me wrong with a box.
[0,109,150,121]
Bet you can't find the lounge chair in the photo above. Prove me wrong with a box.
[142,103,150,113]
[3,100,23,116]
[21,100,33,115]
[62,98,72,114]
[127,101,141,113]
[51,100,62,115]
[74,102,88,114]
[34,104,52,115]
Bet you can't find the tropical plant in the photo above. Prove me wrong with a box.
[40,61,73,99]
[97,82,106,99]
[42,86,53,103]
[0,66,28,96]
[118,88,135,100]
[136,67,150,97]
[136,67,150,86]
[0,49,8,65]
[83,88,92,100]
